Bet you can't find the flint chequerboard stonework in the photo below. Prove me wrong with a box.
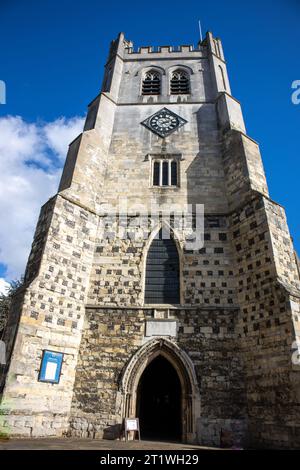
[1,32,300,448]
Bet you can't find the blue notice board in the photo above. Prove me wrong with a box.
[38,350,63,384]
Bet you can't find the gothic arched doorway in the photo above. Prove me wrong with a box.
[136,355,182,441]
[119,338,201,443]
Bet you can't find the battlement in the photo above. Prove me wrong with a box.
[124,43,206,55]
[106,32,224,63]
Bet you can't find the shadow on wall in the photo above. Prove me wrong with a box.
[186,106,227,211]
[103,423,122,440]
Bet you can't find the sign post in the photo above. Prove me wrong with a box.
[124,418,140,441]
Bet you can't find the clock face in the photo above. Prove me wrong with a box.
[149,112,179,134]
[141,107,187,138]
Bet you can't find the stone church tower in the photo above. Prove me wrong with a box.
[1,32,300,448]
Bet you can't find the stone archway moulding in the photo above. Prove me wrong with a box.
[118,337,200,443]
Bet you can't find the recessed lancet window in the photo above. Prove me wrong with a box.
[153,161,160,186]
[171,161,177,185]
[170,70,190,95]
[142,70,161,95]
[145,228,180,304]
[162,161,169,186]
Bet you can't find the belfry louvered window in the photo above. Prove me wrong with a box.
[152,159,178,187]
[145,228,180,304]
[142,70,161,95]
[170,70,190,94]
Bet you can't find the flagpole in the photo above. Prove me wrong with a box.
[198,20,203,43]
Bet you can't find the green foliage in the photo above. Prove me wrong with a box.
[0,279,23,336]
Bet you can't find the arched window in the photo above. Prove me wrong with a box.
[102,66,113,92]
[218,65,227,91]
[145,228,180,304]
[170,70,190,95]
[171,161,177,185]
[162,161,168,186]
[153,161,160,186]
[142,70,161,95]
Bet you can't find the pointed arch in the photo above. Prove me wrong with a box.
[137,354,182,440]
[170,69,190,95]
[141,69,161,95]
[119,337,200,443]
[167,64,194,75]
[143,226,180,305]
[140,222,183,306]
[137,65,166,76]
[218,65,227,91]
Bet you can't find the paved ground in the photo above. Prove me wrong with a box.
[0,438,218,450]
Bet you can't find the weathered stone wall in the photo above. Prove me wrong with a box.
[102,103,227,213]
[59,32,233,215]
[222,128,300,448]
[265,199,300,291]
[118,57,211,104]
[59,95,117,213]
[0,195,98,437]
[87,215,237,308]
[69,307,247,446]
[222,130,269,210]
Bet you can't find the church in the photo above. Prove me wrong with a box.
[1,31,300,448]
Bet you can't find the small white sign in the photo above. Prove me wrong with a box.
[125,419,139,431]
[145,320,177,337]
[45,361,58,381]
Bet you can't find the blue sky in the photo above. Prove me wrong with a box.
[0,0,299,282]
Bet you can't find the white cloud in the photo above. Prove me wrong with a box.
[0,278,10,295]
[0,115,85,281]
[44,117,85,160]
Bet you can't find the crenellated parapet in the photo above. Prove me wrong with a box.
[124,43,206,56]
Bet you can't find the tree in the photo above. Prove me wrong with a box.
[0,279,23,336]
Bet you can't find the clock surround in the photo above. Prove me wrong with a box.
[141,107,187,138]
